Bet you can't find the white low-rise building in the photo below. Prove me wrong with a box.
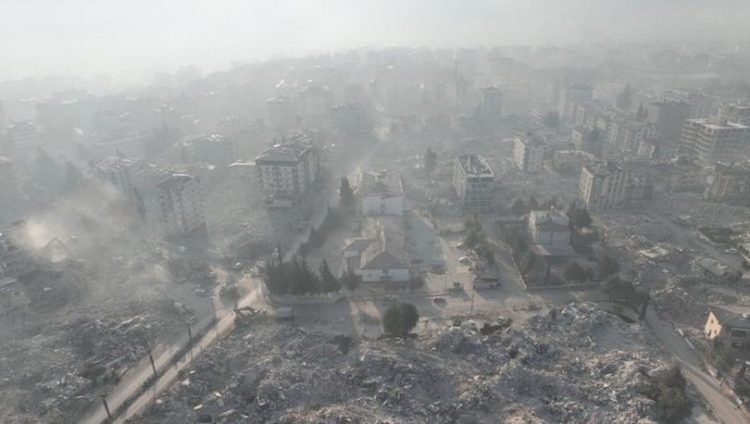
[528,208,571,248]
[343,217,409,284]
[357,169,404,216]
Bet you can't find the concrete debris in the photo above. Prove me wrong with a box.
[131,303,675,424]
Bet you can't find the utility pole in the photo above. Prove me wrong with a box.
[470,291,475,315]
[148,350,157,378]
[187,322,194,363]
[101,394,112,420]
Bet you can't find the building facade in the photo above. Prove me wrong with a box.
[680,118,749,164]
[514,134,545,173]
[156,174,207,239]
[578,161,630,211]
[255,141,320,203]
[528,209,571,248]
[357,170,404,216]
[453,154,495,213]
[704,163,750,204]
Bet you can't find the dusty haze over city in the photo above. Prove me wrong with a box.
[1,1,750,424]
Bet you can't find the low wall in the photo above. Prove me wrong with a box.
[269,293,344,305]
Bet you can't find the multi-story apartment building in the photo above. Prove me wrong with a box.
[704,162,750,205]
[453,154,495,213]
[661,89,716,119]
[255,141,320,203]
[578,161,630,211]
[514,134,545,173]
[187,134,235,165]
[679,118,749,164]
[558,83,593,123]
[93,156,146,201]
[653,100,691,145]
[156,174,206,239]
[719,104,750,126]
[607,118,657,157]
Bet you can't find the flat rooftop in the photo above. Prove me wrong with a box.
[255,143,313,164]
[457,154,494,177]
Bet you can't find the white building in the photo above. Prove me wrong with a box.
[93,156,146,201]
[186,134,235,165]
[514,134,545,173]
[607,119,657,157]
[357,169,404,216]
[679,118,749,164]
[453,154,495,213]
[156,174,206,239]
[578,161,630,211]
[528,209,571,248]
[255,141,320,204]
[343,217,409,284]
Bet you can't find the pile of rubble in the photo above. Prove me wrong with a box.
[132,303,687,424]
[0,298,190,423]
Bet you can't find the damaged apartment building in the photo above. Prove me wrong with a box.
[254,137,321,208]
[453,154,495,214]
[93,157,207,241]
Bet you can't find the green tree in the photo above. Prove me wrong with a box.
[424,148,437,174]
[383,303,420,337]
[319,260,340,293]
[339,177,355,209]
[653,385,691,424]
[564,262,588,282]
[599,255,620,279]
[342,269,360,292]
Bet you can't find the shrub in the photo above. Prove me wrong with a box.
[383,303,419,337]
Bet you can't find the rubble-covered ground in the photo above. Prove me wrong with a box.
[132,303,694,424]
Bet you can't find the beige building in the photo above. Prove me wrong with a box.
[704,162,750,204]
[578,161,630,211]
[705,305,750,348]
[679,118,748,164]
[514,134,545,173]
[453,154,495,213]
[156,174,206,239]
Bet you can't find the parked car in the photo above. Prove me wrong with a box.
[458,256,471,264]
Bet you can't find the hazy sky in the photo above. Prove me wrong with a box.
[1,0,748,79]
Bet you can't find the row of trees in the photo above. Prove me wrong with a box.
[264,258,342,296]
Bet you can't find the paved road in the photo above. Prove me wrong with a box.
[645,305,749,424]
